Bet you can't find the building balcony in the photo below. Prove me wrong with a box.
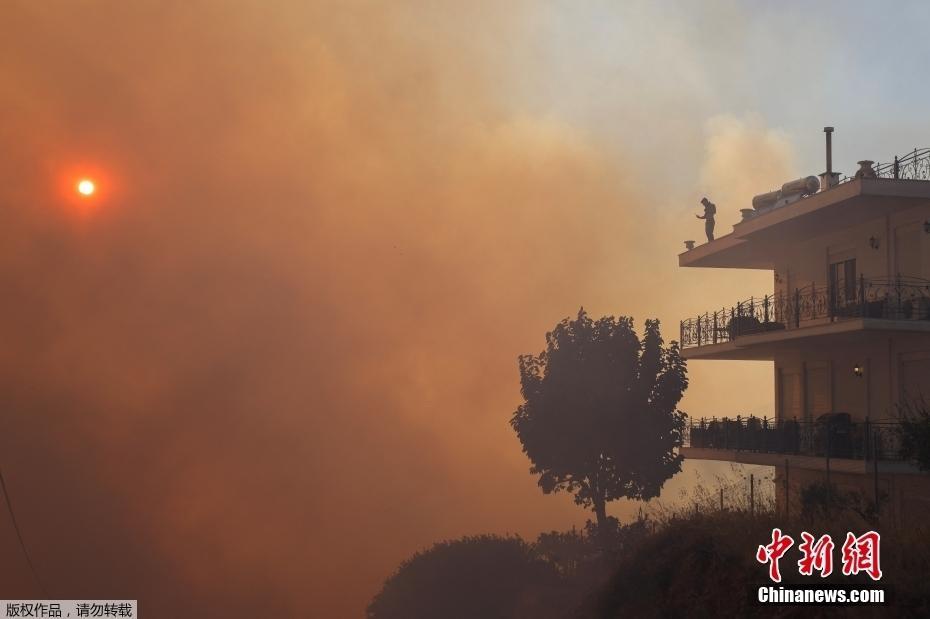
[679,276,930,358]
[681,415,914,473]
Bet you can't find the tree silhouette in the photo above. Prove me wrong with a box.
[897,396,930,471]
[511,309,687,545]
[366,535,568,619]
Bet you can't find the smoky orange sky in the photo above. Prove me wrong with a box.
[2,1,890,616]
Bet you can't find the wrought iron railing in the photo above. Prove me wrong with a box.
[685,415,903,461]
[680,276,930,348]
[750,148,930,208]
[838,147,930,183]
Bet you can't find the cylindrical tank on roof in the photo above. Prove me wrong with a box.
[781,176,820,196]
[752,190,780,211]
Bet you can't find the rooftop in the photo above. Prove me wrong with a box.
[679,147,930,270]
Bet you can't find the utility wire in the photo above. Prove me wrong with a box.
[0,464,47,597]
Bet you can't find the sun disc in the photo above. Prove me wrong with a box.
[77,179,95,196]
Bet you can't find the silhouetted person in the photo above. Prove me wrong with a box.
[696,197,716,242]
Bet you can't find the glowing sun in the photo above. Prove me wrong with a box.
[76,179,96,196]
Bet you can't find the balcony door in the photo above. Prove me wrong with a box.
[805,363,831,420]
[895,222,921,279]
[779,369,802,421]
[900,352,930,403]
[829,258,857,311]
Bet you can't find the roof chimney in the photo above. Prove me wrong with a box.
[820,126,840,191]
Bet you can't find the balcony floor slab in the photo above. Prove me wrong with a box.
[681,446,922,474]
[682,318,930,360]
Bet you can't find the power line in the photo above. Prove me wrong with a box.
[0,464,47,596]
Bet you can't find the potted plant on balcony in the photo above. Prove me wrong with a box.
[689,418,706,448]
[726,314,764,339]
[779,418,801,454]
[813,412,853,458]
[706,418,720,448]
[745,415,762,451]
[722,416,743,450]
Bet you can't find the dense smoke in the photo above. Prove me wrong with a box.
[0,2,792,616]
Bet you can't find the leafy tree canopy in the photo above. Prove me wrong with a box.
[511,309,687,533]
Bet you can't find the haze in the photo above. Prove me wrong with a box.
[2,1,930,616]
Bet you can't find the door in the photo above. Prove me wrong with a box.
[779,369,803,421]
[829,258,857,312]
[805,363,831,419]
[900,353,930,403]
[895,222,922,279]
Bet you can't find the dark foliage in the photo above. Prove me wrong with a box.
[799,481,884,525]
[511,309,687,535]
[366,535,570,619]
[535,517,652,579]
[897,396,930,471]
[534,528,593,578]
[580,510,930,619]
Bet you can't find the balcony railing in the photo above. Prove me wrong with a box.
[838,147,930,184]
[680,276,930,349]
[685,415,903,462]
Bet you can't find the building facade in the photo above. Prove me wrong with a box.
[679,139,930,524]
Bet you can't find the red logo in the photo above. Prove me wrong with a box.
[798,532,834,577]
[756,528,794,582]
[841,531,882,581]
[758,529,882,582]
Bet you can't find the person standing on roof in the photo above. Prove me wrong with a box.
[696,197,716,242]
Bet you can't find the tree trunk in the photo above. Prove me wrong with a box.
[593,493,609,551]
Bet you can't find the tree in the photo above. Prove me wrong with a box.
[366,535,568,619]
[897,395,930,471]
[511,309,687,546]
[534,517,650,578]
